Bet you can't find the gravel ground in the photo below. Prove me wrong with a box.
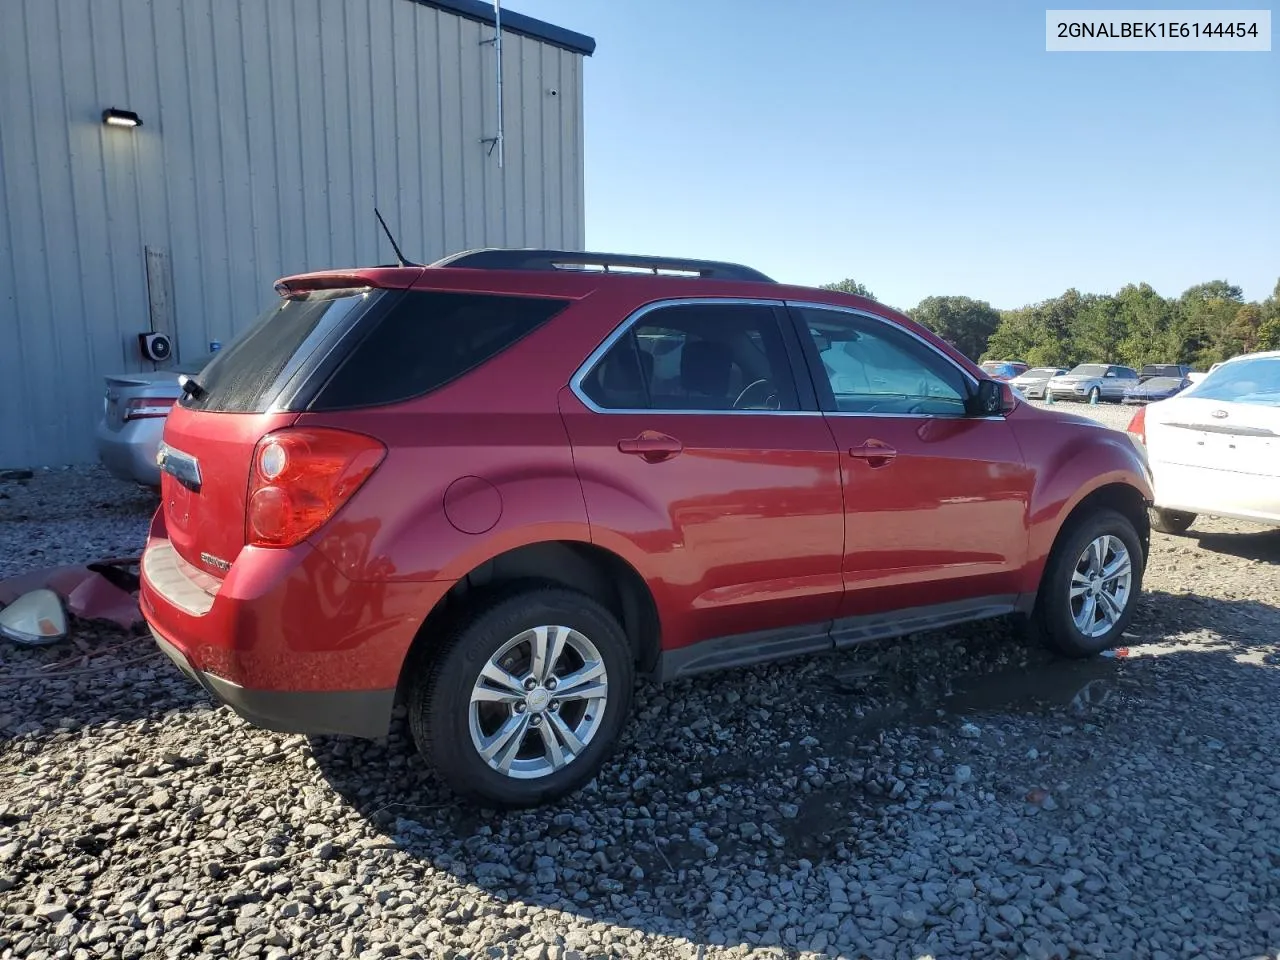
[2,410,1278,960]
[1024,398,1139,432]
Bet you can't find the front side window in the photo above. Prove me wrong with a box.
[580,302,800,412]
[794,307,970,416]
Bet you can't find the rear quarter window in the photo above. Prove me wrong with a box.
[309,290,571,410]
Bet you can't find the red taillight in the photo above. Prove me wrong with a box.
[123,396,175,421]
[1126,405,1147,444]
[245,428,386,548]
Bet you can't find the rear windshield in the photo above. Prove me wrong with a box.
[1183,356,1280,406]
[179,289,375,413]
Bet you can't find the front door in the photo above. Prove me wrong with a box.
[559,299,846,661]
[785,303,1034,640]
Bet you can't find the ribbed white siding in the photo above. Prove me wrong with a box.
[0,0,586,467]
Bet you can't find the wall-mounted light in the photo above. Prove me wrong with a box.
[102,107,142,128]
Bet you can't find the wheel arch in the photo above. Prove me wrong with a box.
[395,540,661,702]
[1042,481,1151,590]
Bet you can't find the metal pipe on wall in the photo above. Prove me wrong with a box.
[494,0,504,168]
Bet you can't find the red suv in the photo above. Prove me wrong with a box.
[140,249,1153,807]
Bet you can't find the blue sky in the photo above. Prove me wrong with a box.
[509,0,1278,310]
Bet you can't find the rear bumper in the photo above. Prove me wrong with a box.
[96,417,164,486]
[1152,462,1280,526]
[140,510,450,739]
[152,627,396,738]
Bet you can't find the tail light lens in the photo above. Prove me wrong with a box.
[246,428,386,548]
[123,397,176,421]
[1126,405,1147,445]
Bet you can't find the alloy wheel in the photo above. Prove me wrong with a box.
[1069,535,1133,638]
[468,625,609,779]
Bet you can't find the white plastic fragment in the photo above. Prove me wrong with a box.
[0,588,68,645]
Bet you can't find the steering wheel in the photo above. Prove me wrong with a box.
[732,378,777,410]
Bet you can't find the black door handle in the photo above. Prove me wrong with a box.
[618,431,683,463]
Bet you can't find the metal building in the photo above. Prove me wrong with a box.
[0,0,594,468]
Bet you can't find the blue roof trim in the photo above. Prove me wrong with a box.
[412,0,596,56]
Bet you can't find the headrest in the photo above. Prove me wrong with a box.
[680,340,733,399]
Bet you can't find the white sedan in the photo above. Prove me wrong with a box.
[1126,350,1280,533]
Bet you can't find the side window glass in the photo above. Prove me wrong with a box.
[580,303,800,412]
[795,307,969,416]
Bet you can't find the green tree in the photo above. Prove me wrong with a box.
[819,278,876,300]
[984,290,1089,366]
[1175,281,1248,367]
[1113,283,1178,367]
[908,296,1001,361]
[1069,294,1127,365]
[1227,304,1264,354]
[1258,278,1280,351]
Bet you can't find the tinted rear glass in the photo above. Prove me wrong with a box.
[310,290,571,410]
[180,289,374,413]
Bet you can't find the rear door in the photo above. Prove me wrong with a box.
[559,298,846,654]
[784,303,1034,633]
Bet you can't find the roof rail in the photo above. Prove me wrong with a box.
[431,248,776,283]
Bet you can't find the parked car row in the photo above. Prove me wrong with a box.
[1001,362,1200,405]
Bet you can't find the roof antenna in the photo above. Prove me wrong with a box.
[374,207,418,267]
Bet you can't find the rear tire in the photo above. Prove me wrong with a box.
[408,584,634,808]
[1028,509,1144,659]
[1150,508,1196,535]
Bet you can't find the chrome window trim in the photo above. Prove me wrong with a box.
[568,297,823,416]
[567,295,1008,422]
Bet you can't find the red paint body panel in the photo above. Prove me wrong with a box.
[823,414,1034,615]
[138,263,1153,739]
[1009,404,1154,592]
[159,406,298,577]
[141,509,444,691]
[558,388,845,652]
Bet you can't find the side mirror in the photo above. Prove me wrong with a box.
[968,378,1004,417]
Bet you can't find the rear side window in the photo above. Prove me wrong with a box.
[311,291,570,410]
[579,302,801,412]
[180,289,373,413]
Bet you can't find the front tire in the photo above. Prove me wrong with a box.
[1150,508,1196,535]
[1087,386,1101,404]
[408,585,635,808]
[1030,509,1144,658]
